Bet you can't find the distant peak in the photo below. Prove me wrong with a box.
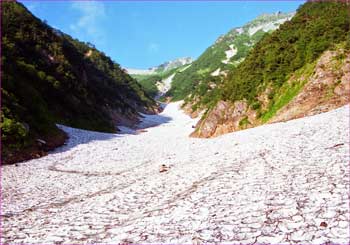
[214,11,295,45]
[126,57,193,75]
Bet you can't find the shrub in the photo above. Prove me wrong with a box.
[1,116,27,141]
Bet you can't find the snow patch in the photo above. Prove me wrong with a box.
[211,68,221,76]
[236,28,244,34]
[222,44,237,64]
[248,17,290,36]
[179,64,191,72]
[155,73,176,100]
[85,50,93,57]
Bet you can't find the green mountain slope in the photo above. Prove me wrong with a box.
[1,2,158,164]
[167,12,294,108]
[128,58,193,99]
[131,65,189,98]
[192,1,350,138]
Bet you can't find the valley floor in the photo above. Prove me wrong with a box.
[1,102,350,244]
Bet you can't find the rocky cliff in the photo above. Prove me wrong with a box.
[191,47,350,138]
[190,1,350,138]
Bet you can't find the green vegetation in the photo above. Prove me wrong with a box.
[167,31,237,101]
[242,12,293,31]
[261,80,307,123]
[259,61,317,122]
[167,12,293,106]
[132,65,189,98]
[1,2,156,163]
[239,116,250,128]
[136,75,160,98]
[222,1,350,111]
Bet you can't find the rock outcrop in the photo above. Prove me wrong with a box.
[190,100,258,138]
[270,49,350,123]
[191,48,350,138]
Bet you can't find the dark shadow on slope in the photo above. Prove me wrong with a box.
[137,103,173,129]
[118,103,172,135]
[138,112,172,129]
[51,125,121,154]
[52,103,172,153]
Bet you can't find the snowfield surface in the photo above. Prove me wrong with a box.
[1,103,350,244]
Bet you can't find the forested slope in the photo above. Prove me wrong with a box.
[1,2,158,163]
[167,12,294,112]
[192,1,350,137]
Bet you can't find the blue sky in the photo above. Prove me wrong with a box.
[21,1,304,69]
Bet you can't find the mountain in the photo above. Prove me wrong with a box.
[166,12,294,111]
[191,1,350,138]
[154,57,193,73]
[1,2,159,164]
[125,57,193,75]
[126,58,193,99]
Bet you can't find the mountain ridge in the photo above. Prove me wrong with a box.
[128,58,193,99]
[167,11,295,109]
[190,1,350,138]
[1,1,159,164]
[125,57,193,75]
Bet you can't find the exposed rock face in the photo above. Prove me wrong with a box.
[191,48,350,138]
[156,57,193,72]
[190,100,257,138]
[109,102,162,131]
[270,49,350,123]
[108,108,140,130]
[182,100,203,119]
[258,87,273,110]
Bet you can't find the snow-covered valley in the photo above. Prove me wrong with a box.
[1,103,349,244]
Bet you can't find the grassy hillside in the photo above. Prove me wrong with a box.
[167,12,294,105]
[192,1,350,138]
[135,75,160,98]
[1,2,157,163]
[222,1,350,110]
[132,65,190,98]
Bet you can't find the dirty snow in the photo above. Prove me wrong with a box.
[1,103,350,244]
[159,73,175,95]
[222,44,237,64]
[211,68,221,77]
[155,73,176,100]
[235,28,244,34]
[85,50,93,58]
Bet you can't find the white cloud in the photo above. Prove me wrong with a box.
[70,1,106,46]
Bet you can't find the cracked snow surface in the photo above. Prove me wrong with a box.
[1,103,350,244]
